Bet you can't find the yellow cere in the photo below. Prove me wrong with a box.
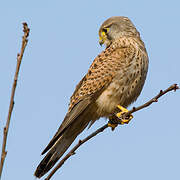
[99,28,109,45]
[101,31,106,37]
[99,31,107,43]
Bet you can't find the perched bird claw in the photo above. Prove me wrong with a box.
[108,105,133,131]
[116,105,133,125]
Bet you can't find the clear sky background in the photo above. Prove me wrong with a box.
[0,0,180,180]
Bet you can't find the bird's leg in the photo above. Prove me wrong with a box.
[116,105,133,124]
[108,105,133,131]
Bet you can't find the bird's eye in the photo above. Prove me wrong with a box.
[103,28,109,33]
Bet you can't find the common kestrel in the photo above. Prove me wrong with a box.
[35,16,149,178]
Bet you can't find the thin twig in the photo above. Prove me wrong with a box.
[0,23,30,179]
[45,83,179,180]
[121,83,179,119]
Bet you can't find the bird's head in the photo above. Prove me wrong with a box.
[99,16,139,47]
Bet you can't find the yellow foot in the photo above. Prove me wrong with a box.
[108,122,118,131]
[116,105,133,125]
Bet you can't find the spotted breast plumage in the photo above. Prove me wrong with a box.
[35,16,149,178]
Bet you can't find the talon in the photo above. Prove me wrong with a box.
[117,105,129,113]
[116,105,133,125]
[119,114,133,124]
[108,122,118,131]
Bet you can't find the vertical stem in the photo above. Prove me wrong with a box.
[0,23,30,179]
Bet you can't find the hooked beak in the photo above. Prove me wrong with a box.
[99,36,104,46]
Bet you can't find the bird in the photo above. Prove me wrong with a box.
[34,16,149,178]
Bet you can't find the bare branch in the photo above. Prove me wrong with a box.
[0,22,30,178]
[121,83,179,120]
[45,83,179,180]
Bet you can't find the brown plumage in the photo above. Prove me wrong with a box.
[34,16,149,178]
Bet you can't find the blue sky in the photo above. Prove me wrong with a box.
[0,0,180,180]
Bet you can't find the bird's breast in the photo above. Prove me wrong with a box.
[95,79,128,117]
[95,51,148,117]
[96,76,145,117]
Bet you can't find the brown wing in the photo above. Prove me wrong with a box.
[42,44,132,155]
[57,47,121,132]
